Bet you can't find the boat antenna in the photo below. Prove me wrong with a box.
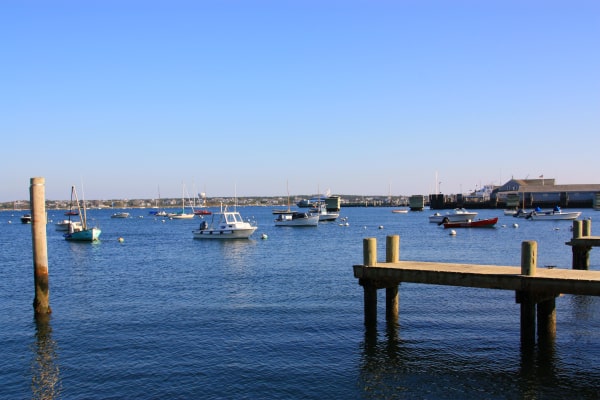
[234,182,237,211]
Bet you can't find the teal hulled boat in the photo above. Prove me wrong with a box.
[64,185,101,242]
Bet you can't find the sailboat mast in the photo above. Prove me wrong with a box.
[72,186,85,228]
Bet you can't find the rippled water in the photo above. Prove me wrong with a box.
[1,207,599,399]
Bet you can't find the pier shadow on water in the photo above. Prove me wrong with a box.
[358,318,598,399]
[30,314,62,400]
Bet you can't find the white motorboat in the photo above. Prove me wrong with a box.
[527,207,581,220]
[111,212,130,218]
[274,211,319,226]
[309,203,339,222]
[428,208,478,223]
[192,206,257,239]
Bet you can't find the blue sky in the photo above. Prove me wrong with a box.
[2,1,598,201]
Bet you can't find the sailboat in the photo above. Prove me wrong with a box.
[64,185,101,241]
[168,183,195,219]
[272,180,294,215]
[149,185,168,217]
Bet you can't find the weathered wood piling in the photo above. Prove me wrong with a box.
[354,234,600,345]
[30,177,51,315]
[566,219,599,270]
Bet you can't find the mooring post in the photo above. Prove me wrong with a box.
[537,297,556,344]
[31,177,51,315]
[519,241,537,346]
[363,238,378,325]
[571,220,591,270]
[385,235,399,322]
[582,219,591,237]
[572,220,583,239]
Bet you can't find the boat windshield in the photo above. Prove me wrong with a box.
[224,212,243,224]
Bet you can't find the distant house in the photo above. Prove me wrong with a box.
[494,178,600,208]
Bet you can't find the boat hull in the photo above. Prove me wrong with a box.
[316,212,339,222]
[429,211,478,223]
[64,227,101,241]
[443,217,498,228]
[529,211,581,220]
[111,212,130,218]
[274,213,319,226]
[169,213,195,219]
[193,227,257,239]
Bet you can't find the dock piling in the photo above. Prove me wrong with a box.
[519,241,537,345]
[385,236,400,323]
[362,238,378,325]
[521,241,537,276]
[570,220,592,270]
[30,177,51,315]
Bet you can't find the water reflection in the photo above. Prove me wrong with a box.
[30,314,61,399]
[359,322,408,396]
[360,320,564,398]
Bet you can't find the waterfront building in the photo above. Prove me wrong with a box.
[495,178,600,208]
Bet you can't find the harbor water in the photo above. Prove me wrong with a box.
[1,207,599,399]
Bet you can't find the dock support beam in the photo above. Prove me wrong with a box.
[537,297,556,344]
[30,177,51,315]
[360,236,401,325]
[518,240,558,346]
[362,238,378,325]
[519,241,537,346]
[571,220,592,270]
[385,236,399,323]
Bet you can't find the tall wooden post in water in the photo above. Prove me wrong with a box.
[519,241,537,346]
[31,177,51,315]
[362,238,377,325]
[571,220,592,270]
[385,235,399,323]
[360,236,401,325]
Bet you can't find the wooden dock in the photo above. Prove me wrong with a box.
[353,260,600,296]
[354,222,600,345]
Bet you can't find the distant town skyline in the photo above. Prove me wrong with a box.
[2,2,598,202]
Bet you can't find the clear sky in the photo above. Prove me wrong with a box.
[2,0,598,202]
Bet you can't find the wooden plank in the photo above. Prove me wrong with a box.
[566,236,600,247]
[353,261,600,296]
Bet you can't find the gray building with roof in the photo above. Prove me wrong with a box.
[494,178,600,209]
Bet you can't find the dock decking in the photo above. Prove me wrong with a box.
[353,260,600,296]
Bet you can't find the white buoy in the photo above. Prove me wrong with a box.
[513,223,519,228]
[449,230,456,236]
[118,237,124,243]
[378,225,384,229]
[261,233,268,240]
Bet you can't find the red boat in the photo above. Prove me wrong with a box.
[442,216,498,229]
[194,209,212,216]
